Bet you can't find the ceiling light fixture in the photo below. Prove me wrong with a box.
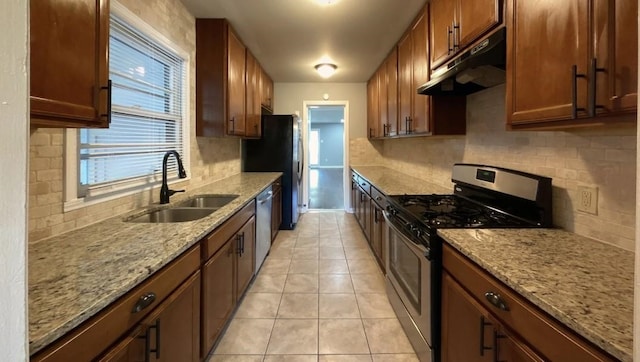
[315,63,337,78]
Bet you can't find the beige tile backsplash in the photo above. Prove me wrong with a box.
[28,0,241,243]
[351,85,636,250]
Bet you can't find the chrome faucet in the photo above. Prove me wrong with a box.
[160,150,187,204]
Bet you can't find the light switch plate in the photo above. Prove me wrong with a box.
[577,185,598,214]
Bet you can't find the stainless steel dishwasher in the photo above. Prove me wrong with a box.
[255,186,273,272]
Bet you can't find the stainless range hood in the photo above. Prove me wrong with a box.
[418,28,506,96]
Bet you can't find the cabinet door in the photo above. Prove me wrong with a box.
[30,0,110,128]
[271,186,282,241]
[370,203,384,270]
[142,272,200,362]
[245,50,261,138]
[506,1,589,126]
[97,327,146,362]
[201,241,234,356]
[594,0,637,114]
[442,272,493,362]
[495,328,545,362]
[411,9,430,135]
[457,0,501,49]
[429,0,457,70]
[227,28,246,136]
[386,49,399,137]
[362,192,372,242]
[378,66,388,137]
[397,32,413,135]
[236,216,256,299]
[367,75,380,138]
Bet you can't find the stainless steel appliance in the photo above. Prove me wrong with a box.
[242,114,302,229]
[384,163,552,362]
[255,185,273,272]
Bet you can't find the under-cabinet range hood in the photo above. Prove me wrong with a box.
[418,28,506,96]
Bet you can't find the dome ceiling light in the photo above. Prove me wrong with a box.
[315,63,337,78]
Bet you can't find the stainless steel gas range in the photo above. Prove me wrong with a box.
[383,164,552,362]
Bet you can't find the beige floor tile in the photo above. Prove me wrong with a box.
[319,237,343,247]
[277,293,319,318]
[344,246,374,260]
[319,274,354,293]
[289,258,319,274]
[319,356,373,362]
[284,273,318,293]
[319,293,360,318]
[235,293,282,318]
[347,258,380,274]
[319,259,350,274]
[272,237,297,250]
[319,228,341,238]
[319,319,370,354]
[264,355,318,362]
[214,318,274,354]
[270,247,294,259]
[319,246,346,260]
[371,354,419,362]
[351,273,386,293]
[267,319,318,354]
[298,228,320,237]
[250,274,287,293]
[296,236,319,248]
[208,355,264,362]
[261,258,291,274]
[293,247,319,260]
[356,293,396,318]
[362,319,414,354]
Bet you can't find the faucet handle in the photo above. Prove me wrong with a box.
[168,189,185,197]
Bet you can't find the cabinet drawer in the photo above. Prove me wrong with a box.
[370,186,386,207]
[443,244,614,361]
[32,245,201,362]
[203,200,256,260]
[357,178,371,195]
[272,177,282,193]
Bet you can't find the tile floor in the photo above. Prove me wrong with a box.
[207,211,418,362]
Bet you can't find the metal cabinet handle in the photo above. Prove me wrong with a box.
[132,292,156,313]
[236,233,242,255]
[485,292,509,311]
[229,117,235,133]
[148,319,160,360]
[100,80,112,124]
[588,58,606,117]
[571,65,587,119]
[376,196,382,201]
[480,316,493,356]
[493,330,506,362]
[241,232,245,254]
[447,26,452,55]
[452,22,460,50]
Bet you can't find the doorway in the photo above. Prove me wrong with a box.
[302,102,348,210]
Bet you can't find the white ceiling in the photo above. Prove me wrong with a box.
[180,0,427,83]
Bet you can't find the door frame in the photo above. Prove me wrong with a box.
[301,100,349,213]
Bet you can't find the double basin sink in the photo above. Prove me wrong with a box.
[128,195,238,223]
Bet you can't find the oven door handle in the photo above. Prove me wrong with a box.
[383,210,431,259]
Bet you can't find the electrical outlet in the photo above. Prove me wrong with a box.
[577,186,598,214]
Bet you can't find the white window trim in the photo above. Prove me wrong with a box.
[64,1,191,212]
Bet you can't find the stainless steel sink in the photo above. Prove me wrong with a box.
[177,194,238,208]
[128,207,216,223]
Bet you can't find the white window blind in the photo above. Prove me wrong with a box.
[78,14,187,197]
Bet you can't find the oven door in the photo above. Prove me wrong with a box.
[384,211,432,346]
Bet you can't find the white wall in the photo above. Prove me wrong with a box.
[0,0,29,360]
[273,82,367,139]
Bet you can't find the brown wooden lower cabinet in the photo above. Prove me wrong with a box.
[271,178,282,241]
[442,244,616,362]
[236,216,256,300]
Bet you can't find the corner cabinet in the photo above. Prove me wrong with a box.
[506,0,637,129]
[196,19,274,138]
[30,0,110,128]
[442,244,616,362]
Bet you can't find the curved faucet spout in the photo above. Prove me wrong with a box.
[160,150,187,204]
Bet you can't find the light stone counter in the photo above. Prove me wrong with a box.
[439,228,633,361]
[28,172,281,355]
[350,165,451,195]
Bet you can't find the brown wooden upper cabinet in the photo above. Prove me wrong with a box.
[30,0,110,128]
[367,71,380,138]
[196,19,274,138]
[430,0,502,71]
[506,0,637,129]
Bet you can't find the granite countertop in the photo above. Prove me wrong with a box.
[28,172,281,355]
[350,165,451,195]
[439,228,634,362]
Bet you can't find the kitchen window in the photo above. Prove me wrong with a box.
[65,2,190,209]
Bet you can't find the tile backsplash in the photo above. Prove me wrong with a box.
[351,85,636,250]
[28,0,241,243]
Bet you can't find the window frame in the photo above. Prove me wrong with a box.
[64,1,191,211]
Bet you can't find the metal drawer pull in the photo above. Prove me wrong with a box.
[485,292,509,311]
[132,292,156,313]
[479,316,492,356]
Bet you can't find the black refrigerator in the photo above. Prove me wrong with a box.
[242,114,301,230]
